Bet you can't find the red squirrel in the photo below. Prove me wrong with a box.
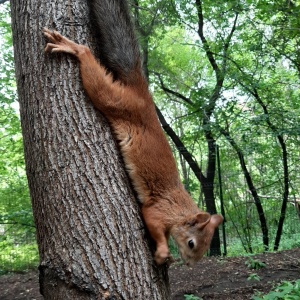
[43,0,223,266]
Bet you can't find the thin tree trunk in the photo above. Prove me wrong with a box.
[201,137,221,255]
[250,91,289,251]
[220,128,269,251]
[156,108,221,255]
[229,62,290,252]
[274,137,289,250]
[10,0,169,298]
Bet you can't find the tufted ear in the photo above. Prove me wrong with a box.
[210,214,224,228]
[194,212,211,229]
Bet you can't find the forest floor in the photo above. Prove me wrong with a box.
[0,248,299,300]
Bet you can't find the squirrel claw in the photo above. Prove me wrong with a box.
[154,248,174,265]
[165,255,175,266]
[42,28,83,56]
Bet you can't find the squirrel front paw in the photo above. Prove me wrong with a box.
[43,28,85,56]
[154,246,174,265]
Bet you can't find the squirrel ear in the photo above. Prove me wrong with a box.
[210,214,224,228]
[195,212,211,228]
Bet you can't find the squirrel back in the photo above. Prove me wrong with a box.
[86,0,223,265]
[44,0,223,266]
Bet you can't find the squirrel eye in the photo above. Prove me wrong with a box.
[188,239,194,249]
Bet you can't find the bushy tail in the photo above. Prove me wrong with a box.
[89,0,143,86]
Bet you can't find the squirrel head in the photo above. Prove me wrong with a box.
[171,212,223,266]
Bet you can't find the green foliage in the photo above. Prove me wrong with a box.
[278,232,300,250]
[252,280,300,300]
[245,257,266,270]
[148,0,300,255]
[168,237,179,255]
[0,0,300,274]
[0,237,38,275]
[247,273,261,282]
[184,294,202,300]
[0,2,37,274]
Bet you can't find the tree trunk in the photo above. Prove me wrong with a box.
[220,128,269,252]
[273,137,289,251]
[201,137,221,256]
[156,108,222,256]
[10,0,169,298]
[250,91,289,252]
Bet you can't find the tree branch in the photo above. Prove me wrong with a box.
[0,221,36,228]
[154,72,194,105]
[195,1,239,123]
[155,106,205,183]
[222,12,239,73]
[195,0,220,76]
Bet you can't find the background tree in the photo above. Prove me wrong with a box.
[1,0,299,278]
[142,0,300,253]
[0,1,37,272]
[133,0,234,256]
[9,0,169,298]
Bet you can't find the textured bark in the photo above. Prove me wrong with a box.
[10,0,169,298]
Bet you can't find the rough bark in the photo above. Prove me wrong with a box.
[10,0,169,298]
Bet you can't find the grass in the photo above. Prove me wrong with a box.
[0,239,39,275]
[224,232,300,257]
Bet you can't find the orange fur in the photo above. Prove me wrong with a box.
[43,28,223,265]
